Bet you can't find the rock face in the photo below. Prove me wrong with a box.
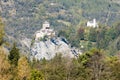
[30,37,81,60]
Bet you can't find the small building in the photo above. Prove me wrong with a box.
[35,21,55,40]
[87,19,98,28]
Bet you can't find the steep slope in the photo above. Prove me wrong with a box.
[1,0,120,38]
[30,37,81,60]
[1,0,120,53]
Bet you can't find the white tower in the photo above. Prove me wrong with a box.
[93,18,96,28]
[87,18,98,28]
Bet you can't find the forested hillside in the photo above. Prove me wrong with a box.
[1,0,120,38]
[0,0,120,56]
[0,0,120,80]
[0,21,120,79]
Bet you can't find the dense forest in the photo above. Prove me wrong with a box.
[0,0,120,80]
[58,22,120,55]
[0,15,120,80]
[1,0,120,38]
[1,0,120,53]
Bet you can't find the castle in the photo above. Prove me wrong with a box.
[87,19,98,28]
[35,21,55,40]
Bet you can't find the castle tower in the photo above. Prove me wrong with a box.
[42,21,50,29]
[35,21,55,40]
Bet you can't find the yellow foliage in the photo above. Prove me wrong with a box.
[0,47,12,80]
[0,17,5,45]
[17,57,31,80]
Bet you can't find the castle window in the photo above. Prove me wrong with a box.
[46,27,50,29]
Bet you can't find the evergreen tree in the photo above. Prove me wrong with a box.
[77,27,85,40]
[8,43,20,66]
[88,28,97,42]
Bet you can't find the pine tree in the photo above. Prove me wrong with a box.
[8,43,20,66]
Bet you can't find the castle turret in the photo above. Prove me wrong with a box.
[42,21,50,29]
[35,21,55,40]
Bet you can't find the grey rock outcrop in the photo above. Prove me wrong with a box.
[30,37,81,60]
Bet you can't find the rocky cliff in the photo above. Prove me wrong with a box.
[30,37,81,60]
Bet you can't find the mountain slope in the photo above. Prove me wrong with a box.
[1,0,120,38]
[30,37,81,60]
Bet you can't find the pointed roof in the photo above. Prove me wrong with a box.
[44,21,49,24]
